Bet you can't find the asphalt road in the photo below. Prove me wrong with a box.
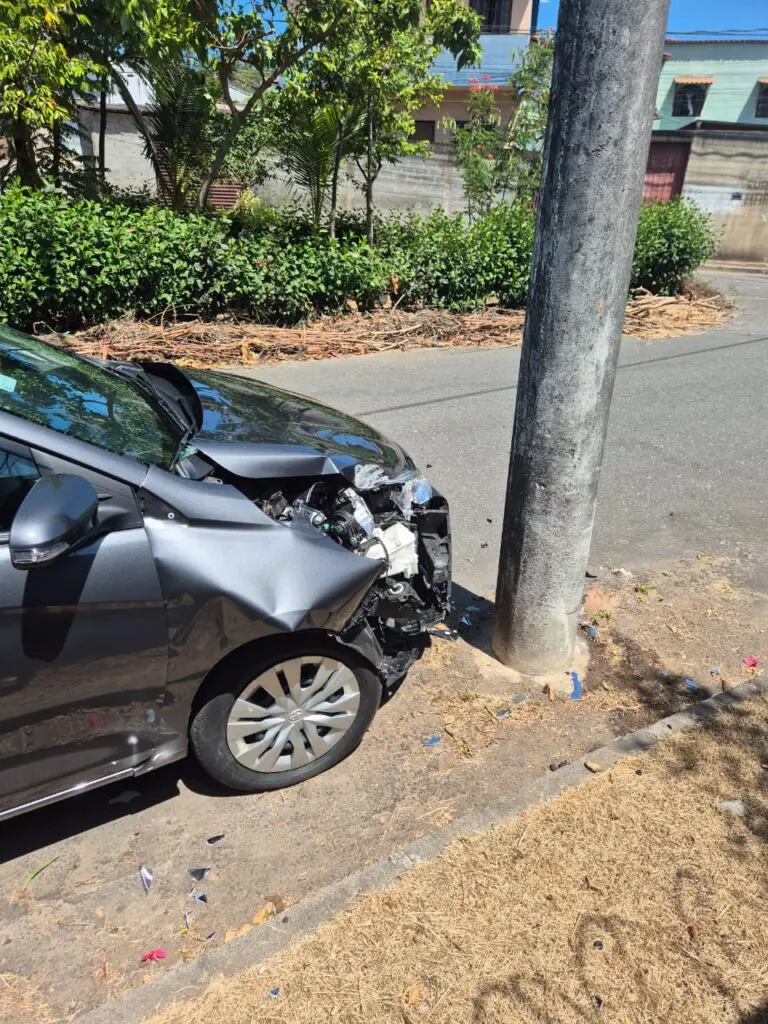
[245,273,768,596]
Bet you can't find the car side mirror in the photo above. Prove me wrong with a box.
[9,474,98,569]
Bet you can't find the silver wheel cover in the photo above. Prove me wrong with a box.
[226,656,361,773]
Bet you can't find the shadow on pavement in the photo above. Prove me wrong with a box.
[0,754,241,864]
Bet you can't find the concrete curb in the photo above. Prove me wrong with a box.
[76,677,768,1024]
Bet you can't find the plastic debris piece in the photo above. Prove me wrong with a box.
[190,890,209,905]
[549,760,568,772]
[268,987,281,998]
[108,789,141,806]
[570,671,583,701]
[584,760,605,773]
[593,940,605,951]
[710,667,721,677]
[422,735,441,747]
[141,949,167,963]
[511,693,529,705]
[659,670,670,679]
[720,799,747,816]
[465,604,481,614]
[206,834,225,846]
[683,678,701,690]
[583,624,597,639]
[460,615,472,627]
[428,627,458,642]
[188,867,210,883]
[139,865,154,895]
[496,709,511,720]
[743,656,759,668]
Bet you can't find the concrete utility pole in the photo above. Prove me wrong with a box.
[492,0,670,675]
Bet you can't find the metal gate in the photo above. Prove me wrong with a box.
[643,141,690,202]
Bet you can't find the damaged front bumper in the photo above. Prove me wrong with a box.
[340,468,451,687]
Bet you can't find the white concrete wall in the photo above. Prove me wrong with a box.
[77,107,156,190]
[256,145,467,215]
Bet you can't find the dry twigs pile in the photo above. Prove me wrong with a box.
[54,291,729,370]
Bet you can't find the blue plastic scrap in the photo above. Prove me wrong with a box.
[422,735,441,747]
[659,670,670,679]
[683,677,702,690]
[460,615,472,627]
[584,624,597,639]
[570,671,583,701]
[710,667,721,677]
[268,987,281,998]
[465,604,481,614]
[496,709,512,720]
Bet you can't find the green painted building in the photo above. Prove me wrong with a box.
[654,40,768,132]
[643,40,768,261]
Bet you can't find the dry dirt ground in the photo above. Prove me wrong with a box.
[143,690,768,1024]
[0,554,764,1023]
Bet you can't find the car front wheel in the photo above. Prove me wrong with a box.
[189,638,381,792]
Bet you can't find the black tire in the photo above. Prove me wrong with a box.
[189,636,382,793]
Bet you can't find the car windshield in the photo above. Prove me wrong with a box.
[0,325,178,466]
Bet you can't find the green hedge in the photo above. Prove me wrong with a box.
[632,197,715,295]
[0,187,713,331]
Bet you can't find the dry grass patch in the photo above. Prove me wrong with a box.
[145,695,768,1024]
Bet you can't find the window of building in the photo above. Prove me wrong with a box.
[672,81,711,118]
[413,120,436,143]
[756,82,768,119]
[469,0,513,33]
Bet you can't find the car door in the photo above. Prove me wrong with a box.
[0,438,170,814]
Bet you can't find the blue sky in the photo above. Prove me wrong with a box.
[537,0,768,37]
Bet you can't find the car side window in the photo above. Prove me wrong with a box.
[0,447,39,537]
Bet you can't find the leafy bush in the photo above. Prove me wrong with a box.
[0,186,713,330]
[633,198,715,295]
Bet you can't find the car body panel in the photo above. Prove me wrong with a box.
[185,370,411,476]
[0,527,169,811]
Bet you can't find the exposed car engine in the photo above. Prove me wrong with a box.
[250,466,451,685]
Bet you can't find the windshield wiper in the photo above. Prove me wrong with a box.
[106,363,193,435]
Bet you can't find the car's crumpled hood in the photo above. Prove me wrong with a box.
[181,369,413,481]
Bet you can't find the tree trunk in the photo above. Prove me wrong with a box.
[98,71,108,190]
[196,112,242,211]
[365,92,374,246]
[11,123,43,188]
[52,122,62,185]
[329,131,344,240]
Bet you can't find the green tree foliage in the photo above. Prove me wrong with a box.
[0,0,97,186]
[283,0,481,242]
[118,62,217,211]
[273,103,364,231]
[449,33,554,217]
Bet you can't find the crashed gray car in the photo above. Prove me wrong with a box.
[0,325,450,820]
